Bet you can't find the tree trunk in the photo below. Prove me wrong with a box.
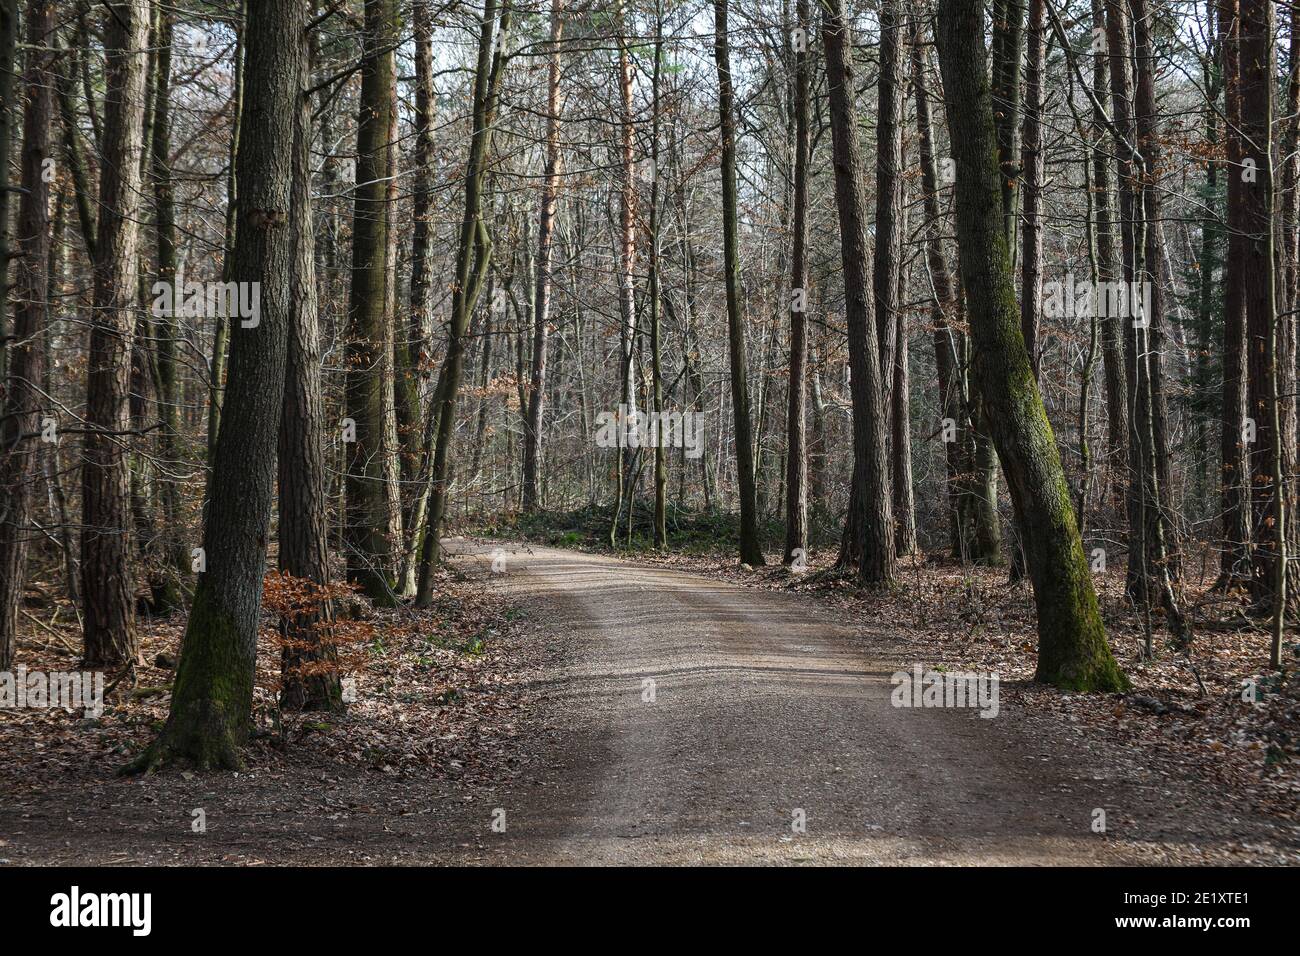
[1217,0,1251,586]
[783,0,811,566]
[992,0,1025,577]
[128,0,302,771]
[147,6,188,613]
[1020,0,1044,377]
[207,1,245,461]
[610,6,638,547]
[992,0,1025,240]
[0,0,55,671]
[408,0,435,376]
[1091,0,1127,494]
[82,0,150,667]
[936,0,1127,692]
[912,26,973,560]
[1237,0,1286,619]
[0,0,16,385]
[280,17,341,713]
[399,0,438,583]
[414,0,510,604]
[523,0,564,513]
[648,7,666,548]
[822,0,895,584]
[343,0,399,605]
[1131,0,1180,594]
[714,0,764,566]
[876,0,914,558]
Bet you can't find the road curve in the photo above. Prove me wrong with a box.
[447,539,1287,865]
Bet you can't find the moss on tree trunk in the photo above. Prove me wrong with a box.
[936,0,1127,693]
[124,0,302,773]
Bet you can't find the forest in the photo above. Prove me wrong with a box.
[0,0,1296,870]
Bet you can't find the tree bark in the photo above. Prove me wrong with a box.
[1131,0,1180,598]
[913,26,972,560]
[1217,0,1251,586]
[280,17,341,712]
[1020,0,1044,377]
[523,0,564,513]
[0,0,16,385]
[148,5,188,613]
[1091,0,1127,492]
[936,0,1127,691]
[783,0,811,566]
[876,0,914,557]
[0,0,55,671]
[714,0,764,566]
[648,6,666,547]
[1237,0,1286,618]
[128,0,302,771]
[207,1,245,461]
[822,0,895,584]
[82,0,149,667]
[610,4,638,547]
[414,0,510,604]
[343,0,399,604]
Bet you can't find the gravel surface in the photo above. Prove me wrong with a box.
[444,540,1296,865]
[2,538,1294,866]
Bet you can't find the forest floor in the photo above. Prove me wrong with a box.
[1,536,1297,865]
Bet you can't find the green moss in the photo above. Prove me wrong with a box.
[120,585,256,774]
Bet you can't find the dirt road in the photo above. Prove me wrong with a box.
[442,540,1293,865]
[2,539,1293,865]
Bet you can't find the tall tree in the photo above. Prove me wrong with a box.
[0,0,16,385]
[1019,0,1044,377]
[1090,0,1127,487]
[610,1,638,547]
[206,1,245,459]
[648,2,667,547]
[913,24,980,561]
[936,0,1127,691]
[82,0,150,667]
[522,0,564,514]
[713,0,764,566]
[0,0,55,671]
[280,13,341,712]
[415,0,511,604]
[343,0,400,604]
[783,0,811,566]
[1131,0,1180,594]
[876,0,914,557]
[401,0,437,580]
[1216,0,1251,587]
[991,0,1025,238]
[1237,0,1287,632]
[128,0,304,771]
[148,5,188,612]
[822,0,896,584]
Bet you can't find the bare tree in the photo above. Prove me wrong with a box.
[82,0,149,667]
[936,0,1127,691]
[0,0,55,671]
[129,0,304,771]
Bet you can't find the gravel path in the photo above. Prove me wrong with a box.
[3,539,1293,865]
[446,540,1294,865]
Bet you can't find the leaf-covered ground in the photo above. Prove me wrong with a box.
[0,565,540,863]
[3,526,1295,864]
